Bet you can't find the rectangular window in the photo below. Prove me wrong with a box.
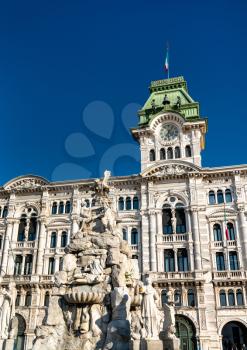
[177,249,188,272]
[164,249,175,272]
[14,255,23,275]
[229,252,239,270]
[48,258,55,274]
[216,252,225,271]
[24,255,33,275]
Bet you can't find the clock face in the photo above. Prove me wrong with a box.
[160,123,179,141]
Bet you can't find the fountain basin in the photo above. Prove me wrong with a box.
[64,291,105,304]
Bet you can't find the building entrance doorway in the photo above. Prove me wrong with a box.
[175,315,197,350]
[12,314,26,350]
[222,321,247,350]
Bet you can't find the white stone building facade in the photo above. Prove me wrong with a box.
[0,76,247,349]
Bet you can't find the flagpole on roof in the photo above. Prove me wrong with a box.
[167,42,169,79]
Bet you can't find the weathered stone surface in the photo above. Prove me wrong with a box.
[31,172,179,350]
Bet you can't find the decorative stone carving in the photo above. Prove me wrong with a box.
[162,291,176,339]
[140,277,160,339]
[0,283,15,340]
[4,176,48,190]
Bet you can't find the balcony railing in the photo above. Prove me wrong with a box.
[131,244,139,251]
[13,241,36,249]
[212,240,237,248]
[162,233,189,243]
[213,270,247,279]
[153,271,195,281]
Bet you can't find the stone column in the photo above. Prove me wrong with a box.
[188,243,194,271]
[185,208,192,233]
[174,248,178,272]
[237,208,247,268]
[156,210,163,243]
[21,255,26,275]
[11,219,19,242]
[54,256,59,272]
[36,219,47,275]
[149,211,157,271]
[1,219,14,276]
[191,208,202,270]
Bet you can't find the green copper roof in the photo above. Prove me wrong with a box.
[138,76,201,126]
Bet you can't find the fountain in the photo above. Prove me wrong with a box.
[31,171,180,350]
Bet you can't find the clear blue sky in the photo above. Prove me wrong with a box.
[0,0,247,185]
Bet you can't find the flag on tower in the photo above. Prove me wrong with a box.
[164,44,169,78]
[164,48,169,72]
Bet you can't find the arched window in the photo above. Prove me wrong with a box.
[227,222,235,240]
[91,199,96,207]
[174,290,182,306]
[177,249,188,272]
[149,149,155,161]
[61,231,68,248]
[65,201,71,213]
[0,235,2,250]
[219,290,227,306]
[133,196,139,210]
[174,146,181,159]
[236,289,244,305]
[162,204,172,234]
[209,191,216,205]
[25,292,32,307]
[126,197,132,210]
[15,293,21,307]
[85,199,90,208]
[175,203,186,233]
[161,290,168,305]
[164,249,175,272]
[28,215,37,241]
[48,257,55,274]
[160,148,166,160]
[17,215,27,242]
[131,228,138,245]
[185,145,192,157]
[229,251,239,270]
[228,289,235,306]
[52,202,57,215]
[187,289,195,307]
[167,147,173,159]
[58,201,64,214]
[225,189,232,203]
[50,232,57,248]
[217,190,224,204]
[122,228,128,241]
[44,292,50,307]
[24,255,33,275]
[213,224,222,241]
[14,255,23,275]
[118,197,124,211]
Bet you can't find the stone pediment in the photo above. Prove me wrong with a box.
[4,175,49,191]
[141,161,201,178]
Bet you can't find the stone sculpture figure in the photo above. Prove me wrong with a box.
[162,291,176,339]
[141,277,160,339]
[0,288,12,339]
[103,287,131,350]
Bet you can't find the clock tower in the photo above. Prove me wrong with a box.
[131,76,207,171]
